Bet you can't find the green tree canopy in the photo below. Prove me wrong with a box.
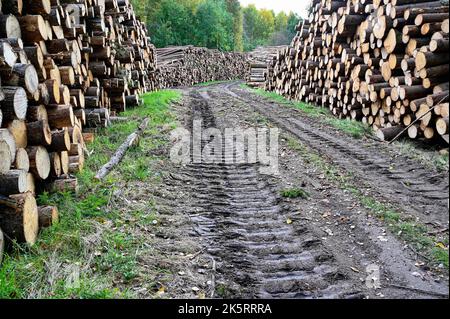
[194,0,234,51]
[132,0,301,52]
[150,0,194,48]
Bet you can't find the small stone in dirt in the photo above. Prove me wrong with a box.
[324,228,334,236]
[152,220,158,225]
[178,271,186,276]
[415,262,425,267]
[192,287,200,292]
[198,269,206,274]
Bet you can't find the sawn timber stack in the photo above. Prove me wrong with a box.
[265,0,449,144]
[247,46,285,88]
[156,46,248,88]
[0,0,155,253]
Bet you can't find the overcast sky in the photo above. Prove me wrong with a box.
[239,0,309,16]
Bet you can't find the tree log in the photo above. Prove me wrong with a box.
[38,205,58,229]
[0,192,38,245]
[26,146,50,180]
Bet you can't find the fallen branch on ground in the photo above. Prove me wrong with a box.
[95,118,150,180]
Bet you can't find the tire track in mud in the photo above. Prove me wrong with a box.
[220,82,449,227]
[170,90,364,298]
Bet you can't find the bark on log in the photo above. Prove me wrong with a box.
[376,125,406,141]
[0,169,27,195]
[38,205,58,229]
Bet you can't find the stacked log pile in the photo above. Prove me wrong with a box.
[265,0,449,143]
[247,46,285,88]
[0,0,155,252]
[156,46,248,88]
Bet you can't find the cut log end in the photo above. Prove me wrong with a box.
[0,192,39,245]
[0,140,12,174]
[38,206,59,229]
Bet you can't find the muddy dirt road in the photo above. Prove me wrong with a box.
[160,82,449,299]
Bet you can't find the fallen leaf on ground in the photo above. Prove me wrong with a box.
[156,286,166,296]
[198,292,206,299]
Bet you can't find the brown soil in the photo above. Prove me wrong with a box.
[127,82,449,299]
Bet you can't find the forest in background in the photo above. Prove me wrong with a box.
[131,0,301,52]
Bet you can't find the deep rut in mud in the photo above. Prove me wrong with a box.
[221,82,449,227]
[163,83,449,299]
[172,90,364,298]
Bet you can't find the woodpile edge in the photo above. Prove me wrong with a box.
[265,0,449,144]
[0,0,156,254]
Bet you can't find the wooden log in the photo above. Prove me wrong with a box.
[7,119,27,149]
[0,14,22,38]
[17,15,48,43]
[46,105,74,128]
[427,91,449,106]
[49,152,61,178]
[376,125,406,141]
[0,63,39,94]
[22,0,51,15]
[0,192,38,245]
[0,169,27,195]
[13,148,29,172]
[0,128,16,164]
[27,173,36,196]
[0,86,28,121]
[48,129,71,152]
[43,177,78,194]
[26,146,50,180]
[415,52,449,70]
[38,205,58,229]
[0,41,18,68]
[0,140,12,174]
[26,120,52,146]
[436,117,449,135]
